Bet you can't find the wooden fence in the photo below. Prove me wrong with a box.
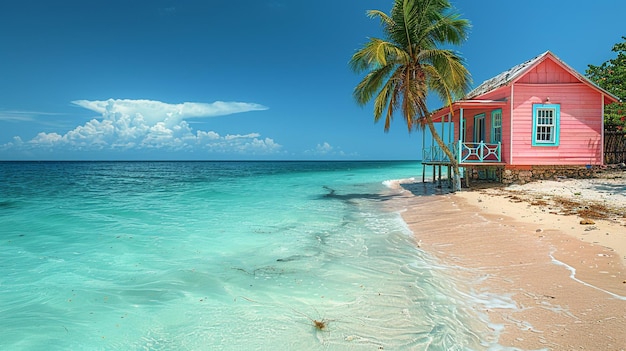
[604,130,626,164]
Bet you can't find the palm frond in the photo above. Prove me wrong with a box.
[350,39,408,73]
[374,79,394,126]
[366,9,395,31]
[422,49,471,101]
[353,64,395,106]
[352,0,471,134]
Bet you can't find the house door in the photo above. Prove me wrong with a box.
[491,109,502,143]
[474,114,485,142]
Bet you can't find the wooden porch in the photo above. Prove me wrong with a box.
[423,140,502,164]
[421,141,505,187]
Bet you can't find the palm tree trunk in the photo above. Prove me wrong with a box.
[424,114,462,192]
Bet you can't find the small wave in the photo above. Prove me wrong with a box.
[382,177,416,189]
[549,251,626,301]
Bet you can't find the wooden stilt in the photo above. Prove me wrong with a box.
[437,165,442,187]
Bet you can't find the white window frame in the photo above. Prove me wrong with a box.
[532,104,560,146]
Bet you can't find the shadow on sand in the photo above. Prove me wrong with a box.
[319,181,457,205]
[399,181,454,197]
[319,186,399,204]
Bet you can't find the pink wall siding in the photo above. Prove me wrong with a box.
[510,83,603,165]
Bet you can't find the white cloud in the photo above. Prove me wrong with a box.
[0,110,64,124]
[225,133,261,140]
[2,98,280,156]
[304,141,358,157]
[72,99,268,127]
[306,142,335,155]
[315,142,334,154]
[31,132,64,145]
[0,112,36,122]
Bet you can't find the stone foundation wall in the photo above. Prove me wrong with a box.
[501,165,596,185]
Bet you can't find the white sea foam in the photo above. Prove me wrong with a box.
[382,177,421,190]
[549,251,626,301]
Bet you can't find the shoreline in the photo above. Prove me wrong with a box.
[391,176,626,350]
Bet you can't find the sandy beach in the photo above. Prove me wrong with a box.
[394,171,626,350]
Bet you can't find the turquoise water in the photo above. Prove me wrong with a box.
[0,161,511,350]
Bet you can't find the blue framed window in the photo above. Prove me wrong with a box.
[532,104,560,146]
[491,109,502,143]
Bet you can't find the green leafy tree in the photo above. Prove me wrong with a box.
[586,37,626,131]
[350,0,471,191]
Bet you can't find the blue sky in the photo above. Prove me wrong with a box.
[1,0,624,161]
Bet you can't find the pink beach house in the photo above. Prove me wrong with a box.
[424,51,620,184]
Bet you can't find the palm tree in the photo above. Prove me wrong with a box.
[350,0,471,191]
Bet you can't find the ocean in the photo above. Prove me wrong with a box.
[0,161,513,350]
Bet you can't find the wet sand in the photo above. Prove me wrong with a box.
[393,175,626,350]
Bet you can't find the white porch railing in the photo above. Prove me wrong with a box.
[422,142,456,162]
[422,141,501,163]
